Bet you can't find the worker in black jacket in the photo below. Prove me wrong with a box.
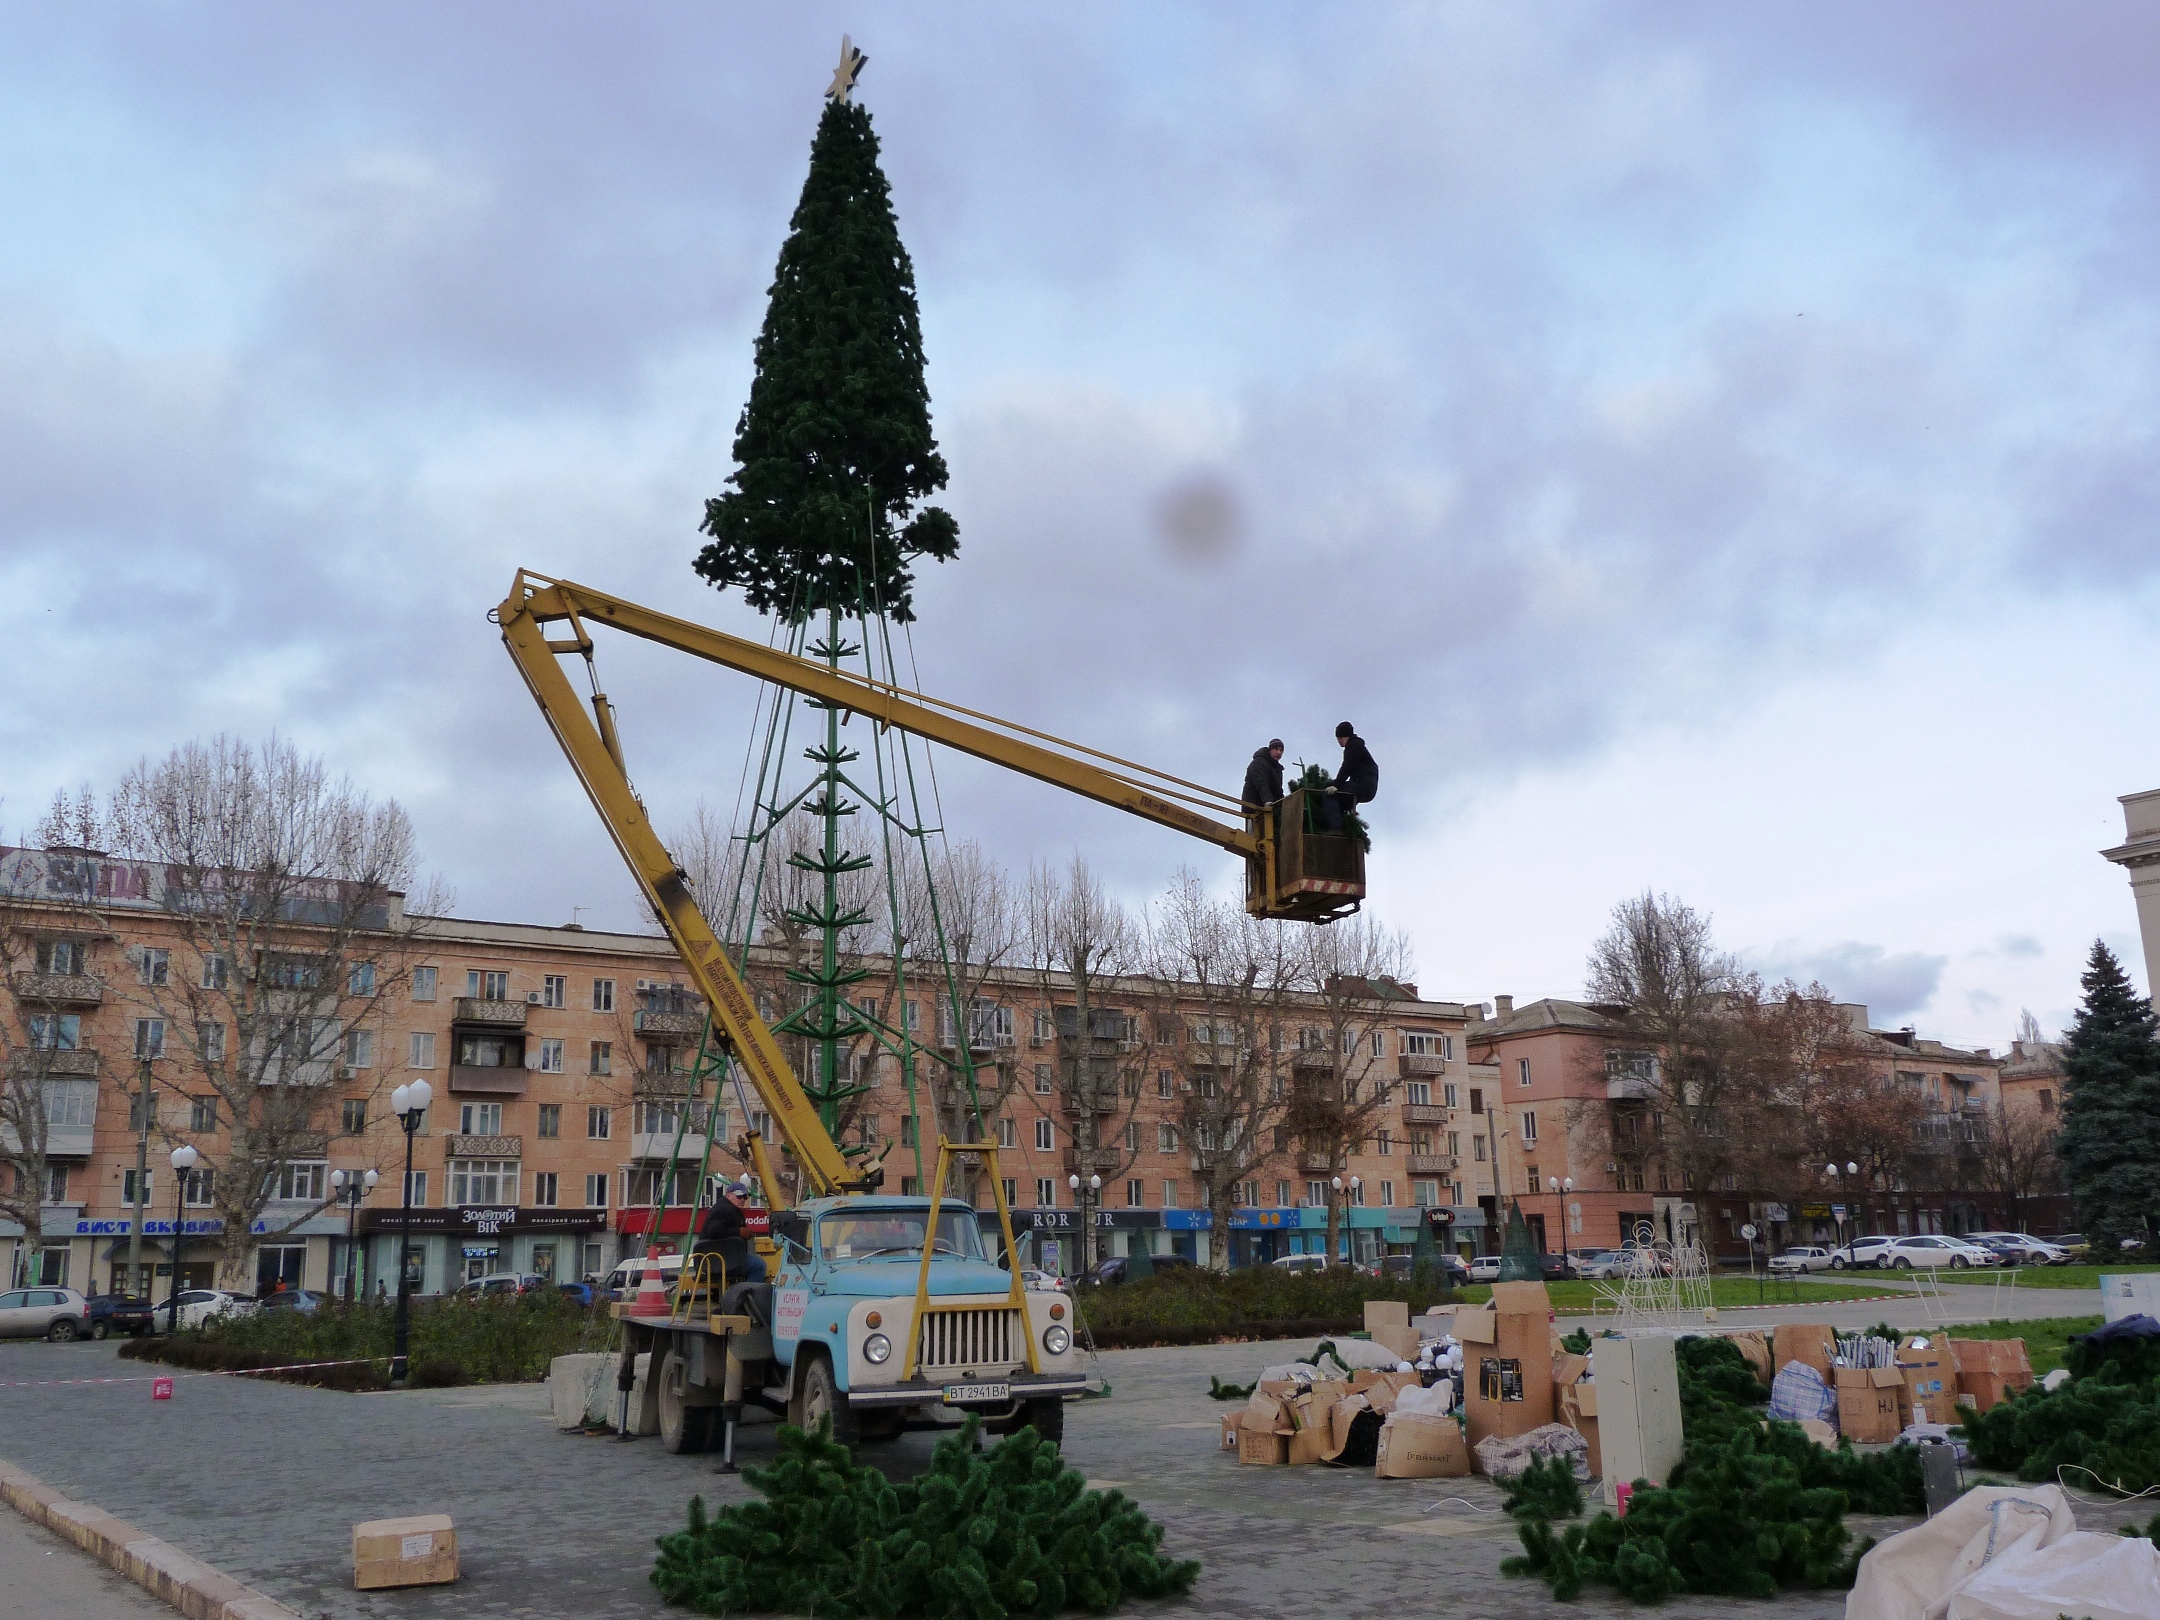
[1241,739,1285,810]
[692,1180,754,1283]
[1323,721,1378,833]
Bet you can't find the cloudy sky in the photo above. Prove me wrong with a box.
[4,4,2157,1046]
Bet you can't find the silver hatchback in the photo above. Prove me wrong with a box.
[0,1286,92,1340]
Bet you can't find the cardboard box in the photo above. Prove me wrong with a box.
[1947,1339,2034,1414]
[1238,1428,1289,1466]
[1463,1289,1556,1449]
[1551,1352,1591,1390]
[1369,1324,1421,1363]
[1835,1366,1904,1444]
[1456,1307,1498,1345]
[1556,1375,1601,1476]
[1287,1425,1335,1465]
[1729,1330,1774,1387]
[1796,1418,1839,1449]
[1244,1391,1291,1432]
[1328,1393,1372,1459]
[1373,1411,1470,1479]
[353,1515,458,1592]
[1771,1324,1836,1383]
[1416,1308,1454,1341]
[1364,1300,1411,1333]
[1220,1411,1245,1451]
[1896,1337,1951,1428]
[1351,1369,1422,1414]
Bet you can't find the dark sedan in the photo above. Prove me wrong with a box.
[88,1294,158,1339]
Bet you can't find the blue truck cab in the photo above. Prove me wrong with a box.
[765,1196,1085,1445]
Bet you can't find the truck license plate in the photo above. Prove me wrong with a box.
[942,1382,1009,1405]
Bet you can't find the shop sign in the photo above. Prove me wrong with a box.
[74,1217,258,1236]
[1228,1208,1298,1230]
[1163,1210,1212,1231]
[358,1207,606,1236]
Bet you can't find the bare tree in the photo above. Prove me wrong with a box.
[1145,872,1298,1272]
[99,737,444,1289]
[1973,1100,2060,1234]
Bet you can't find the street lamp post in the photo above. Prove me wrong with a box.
[1826,1161,1860,1260]
[1067,1173,1101,1272]
[329,1167,381,1302]
[165,1145,199,1334]
[1545,1175,1575,1262]
[1330,1174,1361,1265]
[389,1079,433,1385]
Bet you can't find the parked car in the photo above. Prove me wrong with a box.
[0,1286,92,1340]
[1081,1254,1197,1286]
[88,1293,158,1339]
[1877,1235,1996,1270]
[1829,1235,1900,1269]
[1615,1245,1674,1277]
[2051,1234,2091,1262]
[1768,1246,1836,1275]
[256,1288,326,1312]
[1966,1232,2064,1266]
[170,1288,255,1330]
[1016,1268,1066,1292]
[1570,1249,1633,1280]
[1538,1252,1579,1282]
[1466,1254,1503,1284]
[1364,1252,1471,1288]
[1269,1254,1336,1275]
[555,1281,598,1308]
[456,1272,547,1299]
[603,1252,685,1302]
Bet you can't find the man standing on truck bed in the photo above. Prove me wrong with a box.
[694,1180,756,1284]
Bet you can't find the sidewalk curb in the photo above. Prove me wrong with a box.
[0,1457,301,1620]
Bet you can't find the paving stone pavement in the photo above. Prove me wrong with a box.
[0,1317,2138,1620]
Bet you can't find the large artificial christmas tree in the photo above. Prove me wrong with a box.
[2055,940,2160,1251]
[696,85,958,623]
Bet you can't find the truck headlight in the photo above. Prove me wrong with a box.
[1042,1324,1070,1356]
[863,1332,892,1365]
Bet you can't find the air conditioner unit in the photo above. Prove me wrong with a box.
[340,1065,361,1080]
[525,991,542,1004]
[1606,1162,1618,1174]
[1178,1080,1193,1093]
[636,979,653,992]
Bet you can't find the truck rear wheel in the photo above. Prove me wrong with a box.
[658,1351,714,1454]
[790,1351,858,1448]
[1019,1396,1064,1448]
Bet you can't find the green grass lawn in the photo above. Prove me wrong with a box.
[1456,1276,1897,1312]
[1936,1314,2102,1375]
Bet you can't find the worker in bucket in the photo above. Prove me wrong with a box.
[1322,721,1378,833]
[1241,738,1285,813]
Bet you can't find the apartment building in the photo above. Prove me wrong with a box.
[3,844,1488,1295]
[1468,996,2010,1260]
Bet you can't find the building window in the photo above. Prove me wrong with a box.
[199,952,227,990]
[1413,1179,1438,1207]
[449,1160,518,1205]
[542,975,566,1009]
[1035,1177,1056,1207]
[1518,1058,1531,1087]
[1164,1180,1180,1208]
[41,1080,94,1130]
[27,1014,79,1050]
[537,1038,564,1073]
[138,948,169,986]
[1305,1180,1326,1206]
[44,1164,70,1203]
[1033,1063,1053,1095]
[997,1116,1017,1148]
[409,1031,436,1069]
[1276,1180,1292,1206]
[134,1018,165,1059]
[182,1167,215,1207]
[1525,1163,1540,1194]
[537,1103,560,1139]
[1468,1087,1482,1115]
[533,1172,558,1207]
[1473,1137,1487,1162]
[1376,1130,1392,1156]
[1157,1123,1178,1153]
[1521,1111,1538,1143]
[122,1169,154,1204]
[412,966,438,1002]
[36,938,86,975]
[645,1044,677,1075]
[340,1098,366,1135]
[349,962,376,996]
[587,1040,612,1076]
[1126,1178,1144,1207]
[199,1022,225,1064]
[1406,1080,1431,1106]
[405,1170,429,1205]
[1405,1031,1437,1056]
[2039,1089,2054,1113]
[1447,1131,1461,1156]
[1125,1120,1142,1152]
[592,978,615,1012]
[461,1102,503,1135]
[1035,1119,1055,1151]
[344,1029,373,1071]
[584,1173,608,1207]
[900,1114,918,1147]
[1157,1069,1174,1099]
[278,1161,327,1201]
[1443,1082,1458,1109]
[1452,1179,1465,1205]
[588,1106,612,1140]
[468,970,508,1000]
[1001,1177,1018,1207]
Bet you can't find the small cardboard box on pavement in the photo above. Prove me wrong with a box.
[1362,1300,1421,1363]
[1236,1392,1294,1465]
[1729,1329,1774,1387]
[1464,1281,1556,1453]
[353,1514,458,1591]
[1374,1411,1470,1479]
[1834,1366,1904,1444]
[1947,1338,2034,1414]
[1220,1411,1245,1451]
[1238,1427,1289,1466]
[1895,1336,1952,1427]
[1771,1324,1837,1384]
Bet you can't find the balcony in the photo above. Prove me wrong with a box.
[634,1007,705,1038]
[1298,1152,1333,1173]
[1061,1147,1122,1177]
[1399,1053,1448,1076]
[1607,1075,1654,1100]
[9,972,104,1006]
[1405,1153,1455,1176]
[0,1116,96,1158]
[25,1049,101,1079]
[445,1133,521,1158]
[451,997,527,1029]
[631,1131,710,1162]
[1290,1046,1335,1071]
[635,1071,697,1098]
[1400,1102,1449,1127]
[447,1064,528,1096]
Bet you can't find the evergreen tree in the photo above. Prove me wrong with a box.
[2055,940,2160,1250]
[696,95,958,623]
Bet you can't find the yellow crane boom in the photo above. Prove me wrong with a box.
[493,569,1361,1197]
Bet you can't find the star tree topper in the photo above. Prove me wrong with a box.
[826,35,867,103]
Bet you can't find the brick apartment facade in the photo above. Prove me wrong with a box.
[2,845,1493,1297]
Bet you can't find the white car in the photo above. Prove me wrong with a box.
[1966,1232,2065,1267]
[1017,1268,1065,1292]
[1829,1236,1900,1269]
[1466,1254,1503,1284]
[1878,1235,1998,1271]
[1768,1246,1835,1275]
[169,1288,256,1330]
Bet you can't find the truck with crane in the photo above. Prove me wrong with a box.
[494,570,1365,1458]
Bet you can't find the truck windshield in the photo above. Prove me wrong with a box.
[816,1208,985,1262]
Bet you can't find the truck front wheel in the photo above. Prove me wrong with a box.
[790,1351,859,1448]
[1019,1396,1064,1448]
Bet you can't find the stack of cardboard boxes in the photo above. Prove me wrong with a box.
[1947,1338,2034,1414]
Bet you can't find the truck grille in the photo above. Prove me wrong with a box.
[915,1307,1022,1371]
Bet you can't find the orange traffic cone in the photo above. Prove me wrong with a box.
[628,1245,670,1317]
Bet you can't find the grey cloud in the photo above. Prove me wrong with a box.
[1748,941,1950,1023]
